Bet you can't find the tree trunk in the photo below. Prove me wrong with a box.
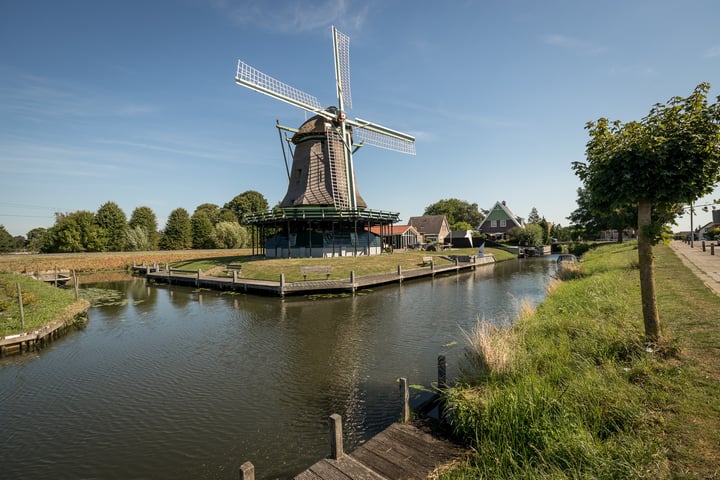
[637,200,661,343]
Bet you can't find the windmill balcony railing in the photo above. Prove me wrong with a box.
[245,207,400,224]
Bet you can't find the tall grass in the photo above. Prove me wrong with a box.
[443,241,673,479]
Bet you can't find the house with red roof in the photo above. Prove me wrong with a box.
[368,225,421,250]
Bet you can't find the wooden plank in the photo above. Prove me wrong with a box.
[366,431,443,473]
[294,469,323,480]
[308,459,353,480]
[331,456,387,480]
[382,424,461,460]
[359,435,427,479]
[351,444,411,480]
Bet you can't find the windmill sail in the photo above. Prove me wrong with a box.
[234,26,414,211]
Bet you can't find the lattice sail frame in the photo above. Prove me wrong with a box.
[234,25,416,210]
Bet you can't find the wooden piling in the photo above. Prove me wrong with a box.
[329,413,344,459]
[239,461,254,480]
[399,377,410,423]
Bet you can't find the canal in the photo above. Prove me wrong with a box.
[0,256,557,479]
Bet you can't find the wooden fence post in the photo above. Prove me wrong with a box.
[329,413,344,459]
[400,377,410,423]
[73,269,79,300]
[438,354,447,422]
[239,461,254,480]
[16,282,25,329]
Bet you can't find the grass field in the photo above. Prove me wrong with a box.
[442,241,720,479]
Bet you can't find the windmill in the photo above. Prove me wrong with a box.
[234,26,416,212]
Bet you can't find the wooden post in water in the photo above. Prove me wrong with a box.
[702,240,706,252]
[329,413,344,459]
[280,273,285,297]
[438,354,447,422]
[239,461,255,480]
[197,269,201,287]
[400,377,410,423]
[712,244,715,256]
[16,282,25,329]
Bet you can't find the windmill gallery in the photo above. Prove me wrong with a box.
[234,27,416,258]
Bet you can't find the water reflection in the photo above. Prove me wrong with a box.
[0,257,557,479]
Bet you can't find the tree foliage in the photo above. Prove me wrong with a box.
[129,206,159,250]
[124,226,152,251]
[509,224,544,246]
[224,190,269,224]
[0,225,14,253]
[161,208,192,250]
[191,211,215,249]
[573,82,720,342]
[527,207,541,224]
[212,221,248,248]
[424,198,485,230]
[96,201,127,251]
[45,211,103,253]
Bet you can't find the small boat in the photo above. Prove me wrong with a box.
[31,271,72,286]
[557,254,578,266]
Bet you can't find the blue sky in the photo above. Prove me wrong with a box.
[1,0,719,237]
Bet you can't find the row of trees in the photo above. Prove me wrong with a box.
[17,191,269,253]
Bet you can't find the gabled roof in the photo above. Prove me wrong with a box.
[368,225,419,235]
[407,215,448,234]
[479,201,523,229]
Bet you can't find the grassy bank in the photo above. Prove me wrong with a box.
[1,273,89,336]
[0,247,515,281]
[442,241,720,479]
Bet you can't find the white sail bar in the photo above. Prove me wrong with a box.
[350,118,416,155]
[333,27,352,110]
[235,61,330,118]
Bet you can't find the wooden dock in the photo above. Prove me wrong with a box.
[138,255,496,297]
[293,422,463,480]
[239,362,464,479]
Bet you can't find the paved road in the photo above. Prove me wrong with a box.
[668,239,720,296]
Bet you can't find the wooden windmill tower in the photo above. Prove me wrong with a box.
[234,26,415,257]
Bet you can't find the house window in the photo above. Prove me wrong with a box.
[500,220,506,227]
[490,220,497,227]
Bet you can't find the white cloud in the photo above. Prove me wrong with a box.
[542,33,607,56]
[704,45,720,58]
[213,0,370,34]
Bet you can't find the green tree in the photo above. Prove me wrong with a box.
[46,211,103,252]
[96,201,127,251]
[129,206,159,249]
[212,221,248,248]
[573,83,720,343]
[26,227,49,252]
[569,187,636,242]
[0,225,14,253]
[509,224,544,246]
[191,211,214,249]
[161,208,192,250]
[527,207,541,224]
[224,190,269,224]
[424,198,485,229]
[124,226,154,251]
